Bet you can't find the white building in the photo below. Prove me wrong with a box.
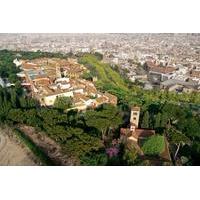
[41,91,74,106]
[55,77,70,83]
[13,58,22,67]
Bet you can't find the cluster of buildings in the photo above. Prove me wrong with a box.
[143,59,200,93]
[2,33,200,94]
[120,107,171,163]
[15,57,117,110]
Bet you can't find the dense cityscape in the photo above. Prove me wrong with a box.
[1,33,200,92]
[0,33,200,166]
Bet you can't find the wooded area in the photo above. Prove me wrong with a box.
[0,50,200,165]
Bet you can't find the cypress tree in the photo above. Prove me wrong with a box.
[154,112,161,128]
[141,111,150,129]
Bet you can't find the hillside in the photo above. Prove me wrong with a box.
[78,54,200,107]
[79,54,129,92]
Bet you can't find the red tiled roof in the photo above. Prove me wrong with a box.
[95,96,108,104]
[190,71,200,78]
[149,66,175,74]
[146,61,176,74]
[34,79,50,86]
[134,129,155,138]
[120,128,155,138]
[22,62,39,69]
[146,61,157,68]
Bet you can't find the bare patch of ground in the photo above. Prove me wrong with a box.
[0,127,38,166]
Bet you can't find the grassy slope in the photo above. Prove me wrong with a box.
[141,135,165,156]
[79,54,200,107]
[79,54,128,92]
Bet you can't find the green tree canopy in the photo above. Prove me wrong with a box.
[54,96,72,110]
[84,104,123,139]
[8,108,25,124]
[141,111,150,128]
[154,112,161,128]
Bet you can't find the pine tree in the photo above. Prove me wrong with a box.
[154,112,161,128]
[10,89,17,107]
[141,111,149,129]
[160,112,168,128]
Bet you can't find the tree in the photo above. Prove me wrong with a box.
[8,73,18,83]
[80,150,108,166]
[84,105,123,140]
[19,97,27,108]
[81,71,93,80]
[46,125,73,143]
[8,109,25,123]
[24,109,42,127]
[10,89,18,107]
[183,118,200,139]
[62,127,104,163]
[26,98,39,108]
[54,96,72,110]
[154,112,161,128]
[0,101,12,122]
[38,108,61,126]
[14,81,23,95]
[190,142,200,165]
[160,112,169,128]
[94,52,103,60]
[168,128,191,162]
[141,111,150,128]
[123,145,139,165]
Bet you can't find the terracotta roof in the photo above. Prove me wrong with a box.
[104,92,117,102]
[22,62,39,70]
[190,71,200,78]
[32,74,49,80]
[34,79,50,86]
[149,66,175,74]
[134,129,155,138]
[95,96,108,104]
[73,93,89,103]
[120,128,155,139]
[85,85,97,94]
[146,61,157,68]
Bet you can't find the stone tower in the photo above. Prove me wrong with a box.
[130,107,140,128]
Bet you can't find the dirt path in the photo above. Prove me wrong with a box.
[0,127,37,166]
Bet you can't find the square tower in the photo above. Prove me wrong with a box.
[130,107,140,128]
